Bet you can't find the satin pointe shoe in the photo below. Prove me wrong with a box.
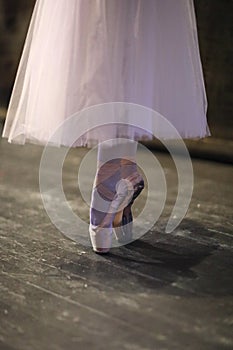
[89,159,137,254]
[89,178,135,253]
[113,173,144,244]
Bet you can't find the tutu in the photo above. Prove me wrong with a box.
[2,0,211,147]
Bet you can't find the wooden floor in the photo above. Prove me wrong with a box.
[0,136,232,350]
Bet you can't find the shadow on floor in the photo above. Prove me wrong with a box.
[59,218,232,297]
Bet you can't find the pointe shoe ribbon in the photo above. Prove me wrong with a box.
[113,173,144,244]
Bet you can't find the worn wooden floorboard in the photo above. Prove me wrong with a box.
[0,138,232,350]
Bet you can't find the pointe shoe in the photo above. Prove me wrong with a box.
[89,174,135,253]
[89,158,144,253]
[113,174,144,244]
[89,226,112,254]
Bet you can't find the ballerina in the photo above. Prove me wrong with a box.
[2,0,211,253]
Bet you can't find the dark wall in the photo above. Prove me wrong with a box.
[0,0,232,140]
[0,0,35,105]
[194,0,233,139]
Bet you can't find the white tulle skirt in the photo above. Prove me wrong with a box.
[2,0,211,147]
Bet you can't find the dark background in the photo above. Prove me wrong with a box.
[0,0,232,141]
